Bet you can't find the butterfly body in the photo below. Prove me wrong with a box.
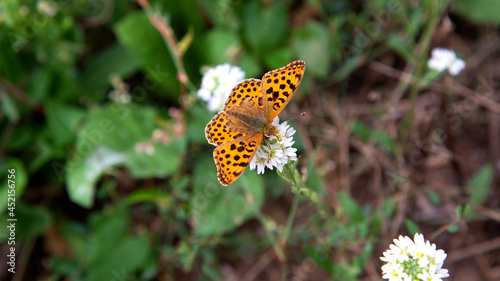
[205,61,306,186]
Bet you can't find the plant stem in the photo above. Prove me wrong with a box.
[254,209,286,262]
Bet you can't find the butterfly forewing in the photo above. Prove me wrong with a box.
[205,112,248,146]
[262,60,306,121]
[223,79,264,112]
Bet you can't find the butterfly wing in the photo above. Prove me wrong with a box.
[213,133,263,186]
[262,60,306,121]
[223,78,264,112]
[205,112,248,146]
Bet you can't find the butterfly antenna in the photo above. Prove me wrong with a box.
[284,112,306,123]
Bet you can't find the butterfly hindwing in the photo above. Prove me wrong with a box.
[213,134,263,186]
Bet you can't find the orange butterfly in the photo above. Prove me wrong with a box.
[205,61,306,185]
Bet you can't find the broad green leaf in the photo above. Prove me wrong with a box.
[239,52,261,78]
[114,12,178,98]
[81,43,140,95]
[455,0,500,23]
[190,156,264,237]
[45,100,85,145]
[85,210,152,281]
[468,164,493,204]
[292,21,331,77]
[202,28,241,65]
[65,105,186,207]
[242,1,287,58]
[0,202,51,241]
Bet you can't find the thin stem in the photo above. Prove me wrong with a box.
[254,209,286,263]
[283,195,300,243]
[401,2,441,144]
[136,0,197,94]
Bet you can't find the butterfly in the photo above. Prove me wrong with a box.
[205,60,306,186]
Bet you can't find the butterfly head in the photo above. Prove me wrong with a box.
[262,122,278,136]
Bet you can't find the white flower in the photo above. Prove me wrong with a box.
[37,0,58,17]
[197,64,245,112]
[249,117,298,174]
[381,233,449,281]
[427,48,466,76]
[109,90,131,104]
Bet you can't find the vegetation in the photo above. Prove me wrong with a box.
[1,0,499,280]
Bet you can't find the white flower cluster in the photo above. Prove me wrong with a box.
[381,233,449,281]
[197,64,245,112]
[249,117,298,174]
[427,48,466,76]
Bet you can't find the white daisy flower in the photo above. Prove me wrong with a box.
[427,48,466,76]
[197,64,245,112]
[249,117,298,174]
[381,233,449,281]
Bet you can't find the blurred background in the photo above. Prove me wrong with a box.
[1,0,499,280]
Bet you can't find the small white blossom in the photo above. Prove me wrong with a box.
[37,0,58,17]
[249,117,298,174]
[108,74,131,104]
[197,64,245,112]
[381,233,449,281]
[427,48,465,76]
[109,90,131,104]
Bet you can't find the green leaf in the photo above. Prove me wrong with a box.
[85,209,152,281]
[292,21,331,77]
[405,219,420,235]
[455,0,500,23]
[242,1,287,58]
[0,159,28,217]
[304,246,333,276]
[125,188,171,206]
[114,12,178,98]
[349,120,371,142]
[468,164,493,204]
[447,224,459,233]
[65,105,186,207]
[202,28,241,65]
[0,202,51,241]
[81,43,140,95]
[0,90,19,122]
[372,130,396,156]
[338,191,364,223]
[426,190,441,205]
[387,33,414,62]
[190,156,264,237]
[45,100,85,145]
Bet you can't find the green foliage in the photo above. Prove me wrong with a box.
[64,104,186,207]
[0,0,496,279]
[467,164,494,205]
[455,0,500,23]
[191,156,264,237]
[405,219,421,236]
[349,120,397,156]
